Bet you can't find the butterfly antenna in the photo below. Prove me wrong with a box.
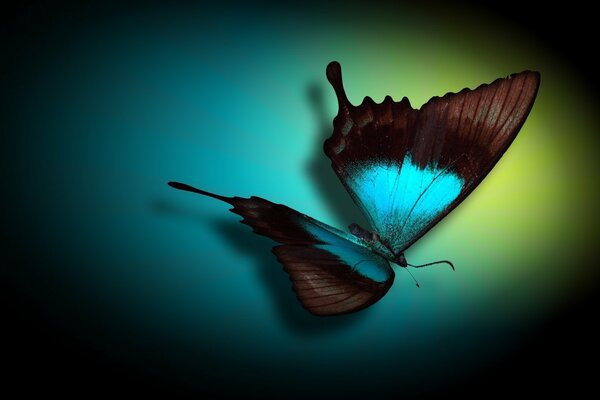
[168,182,231,203]
[408,260,455,271]
[404,268,420,288]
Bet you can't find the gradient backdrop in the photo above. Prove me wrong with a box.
[3,1,600,397]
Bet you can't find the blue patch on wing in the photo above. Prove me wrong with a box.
[346,154,464,253]
[298,218,393,283]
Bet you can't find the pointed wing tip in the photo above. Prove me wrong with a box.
[509,70,541,103]
[511,70,541,86]
[168,181,188,190]
[326,60,341,75]
[167,181,232,202]
[326,61,342,88]
[326,61,351,109]
[512,69,541,78]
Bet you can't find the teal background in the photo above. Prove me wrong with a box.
[3,1,599,397]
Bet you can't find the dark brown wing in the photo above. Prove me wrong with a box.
[272,245,393,316]
[324,62,540,253]
[168,182,394,316]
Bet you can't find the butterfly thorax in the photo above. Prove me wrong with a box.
[348,223,406,266]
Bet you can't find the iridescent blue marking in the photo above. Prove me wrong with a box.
[346,155,464,253]
[298,218,392,283]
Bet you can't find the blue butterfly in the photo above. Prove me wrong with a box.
[169,62,540,316]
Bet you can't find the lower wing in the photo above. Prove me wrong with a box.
[168,182,395,316]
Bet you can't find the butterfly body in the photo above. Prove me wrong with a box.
[169,62,540,316]
[347,223,397,262]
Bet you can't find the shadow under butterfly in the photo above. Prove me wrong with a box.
[169,62,540,316]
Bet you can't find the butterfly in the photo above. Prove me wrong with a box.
[169,62,540,316]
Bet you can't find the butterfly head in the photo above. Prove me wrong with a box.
[394,253,408,268]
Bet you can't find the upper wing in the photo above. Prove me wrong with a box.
[168,182,394,316]
[323,62,540,254]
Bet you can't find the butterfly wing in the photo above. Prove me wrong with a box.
[168,182,394,316]
[324,62,540,254]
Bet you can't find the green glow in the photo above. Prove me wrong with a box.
[6,3,599,395]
